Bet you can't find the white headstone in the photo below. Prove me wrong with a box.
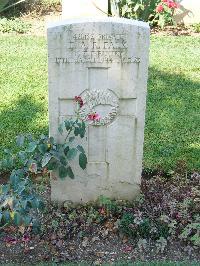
[62,0,108,18]
[48,18,150,203]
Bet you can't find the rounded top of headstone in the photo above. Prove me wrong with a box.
[47,17,149,30]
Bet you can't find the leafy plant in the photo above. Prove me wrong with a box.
[119,212,153,239]
[98,195,120,215]
[153,0,179,28]
[0,169,43,231]
[155,237,168,253]
[0,113,87,229]
[116,0,160,22]
[179,215,200,247]
[1,118,87,179]
[114,0,179,28]
[192,23,200,33]
[0,18,31,34]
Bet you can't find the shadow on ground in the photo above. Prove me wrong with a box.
[0,95,48,158]
[144,66,200,171]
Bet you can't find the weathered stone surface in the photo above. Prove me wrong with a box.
[47,18,150,203]
[62,0,108,19]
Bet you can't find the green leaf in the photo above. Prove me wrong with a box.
[37,200,44,210]
[74,127,79,136]
[32,219,41,234]
[38,143,48,154]
[47,159,59,171]
[79,153,87,170]
[14,212,21,226]
[27,142,37,153]
[3,210,10,223]
[79,128,85,138]
[23,216,32,226]
[4,148,11,154]
[80,122,86,138]
[64,146,70,156]
[67,166,74,179]
[64,120,71,131]
[2,184,10,194]
[18,151,27,164]
[41,153,52,167]
[77,145,85,154]
[59,165,68,179]
[16,135,25,147]
[21,200,28,210]
[40,134,46,140]
[60,156,67,166]
[10,173,20,186]
[49,136,55,145]
[31,198,44,209]
[58,123,64,134]
[133,3,140,12]
[69,136,75,142]
[67,148,77,160]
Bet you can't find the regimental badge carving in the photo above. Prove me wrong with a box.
[78,89,119,126]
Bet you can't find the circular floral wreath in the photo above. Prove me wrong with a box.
[75,89,119,126]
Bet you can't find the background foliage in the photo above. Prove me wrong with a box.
[0,35,199,172]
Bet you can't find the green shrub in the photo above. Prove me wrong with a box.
[192,23,200,33]
[117,0,160,21]
[115,0,179,28]
[0,169,43,231]
[119,212,152,239]
[0,116,87,230]
[0,17,31,33]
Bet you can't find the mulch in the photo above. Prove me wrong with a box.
[0,177,199,265]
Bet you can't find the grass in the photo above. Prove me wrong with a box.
[145,36,200,171]
[0,35,199,172]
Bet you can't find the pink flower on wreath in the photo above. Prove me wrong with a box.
[74,96,84,108]
[88,113,101,121]
[156,4,164,13]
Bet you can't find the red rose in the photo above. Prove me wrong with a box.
[156,4,164,13]
[74,96,84,108]
[167,0,178,8]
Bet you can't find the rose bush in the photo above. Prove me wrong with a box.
[154,0,179,28]
[115,0,179,28]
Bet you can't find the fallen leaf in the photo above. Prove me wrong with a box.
[123,245,133,253]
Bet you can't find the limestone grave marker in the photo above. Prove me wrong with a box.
[47,18,150,203]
